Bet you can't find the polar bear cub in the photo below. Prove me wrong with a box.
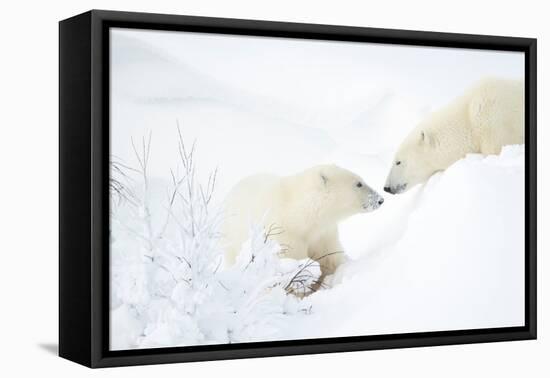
[384,78,524,194]
[222,165,384,277]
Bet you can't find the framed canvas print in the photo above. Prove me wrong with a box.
[59,10,537,368]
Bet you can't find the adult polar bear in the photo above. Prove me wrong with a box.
[384,78,524,194]
[222,165,384,278]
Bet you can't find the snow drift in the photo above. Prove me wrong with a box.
[283,145,525,339]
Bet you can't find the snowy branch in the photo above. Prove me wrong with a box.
[109,125,315,350]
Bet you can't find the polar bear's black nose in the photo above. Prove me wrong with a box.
[383,186,392,193]
[378,198,384,205]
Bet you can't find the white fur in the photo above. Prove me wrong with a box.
[222,165,383,276]
[385,78,524,194]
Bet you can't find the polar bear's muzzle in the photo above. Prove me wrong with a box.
[383,183,407,195]
[362,191,384,212]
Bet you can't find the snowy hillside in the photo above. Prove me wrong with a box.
[287,146,525,339]
[110,33,338,196]
[109,28,525,349]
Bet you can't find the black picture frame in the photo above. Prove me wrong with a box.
[59,9,537,368]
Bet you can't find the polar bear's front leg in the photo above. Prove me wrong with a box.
[309,227,347,278]
[276,233,309,261]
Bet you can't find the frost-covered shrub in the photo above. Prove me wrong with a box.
[110,130,318,350]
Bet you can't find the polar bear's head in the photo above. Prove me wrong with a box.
[310,165,384,219]
[384,128,441,194]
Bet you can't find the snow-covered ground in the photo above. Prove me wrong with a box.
[286,146,525,338]
[109,29,525,349]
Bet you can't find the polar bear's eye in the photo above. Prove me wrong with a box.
[396,161,401,166]
[356,182,363,188]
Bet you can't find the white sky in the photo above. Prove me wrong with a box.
[111,27,524,112]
